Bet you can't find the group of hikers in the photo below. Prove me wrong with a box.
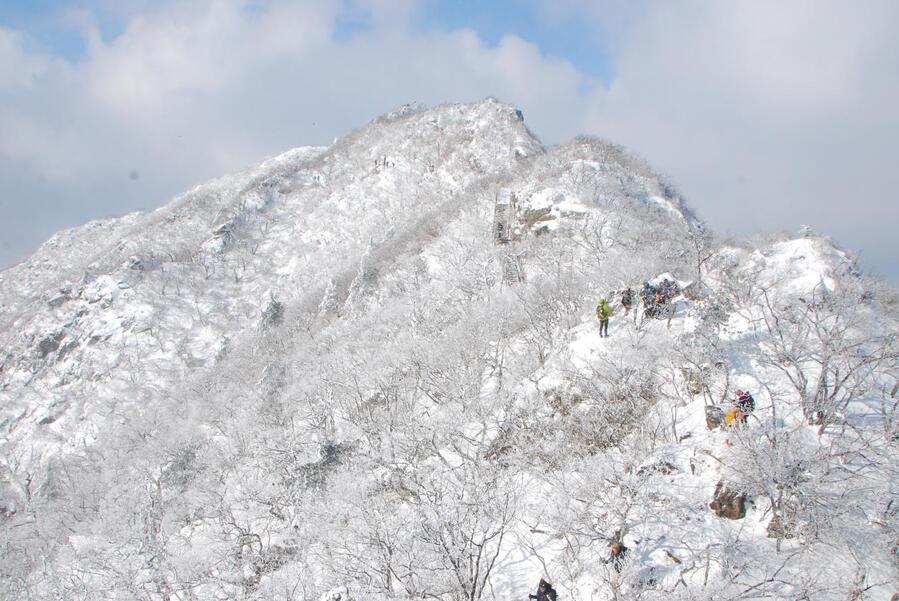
[579,277,759,596]
[724,389,756,427]
[595,277,683,337]
[639,278,680,318]
[705,388,758,440]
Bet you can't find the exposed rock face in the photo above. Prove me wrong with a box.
[709,481,746,520]
[705,405,725,430]
[636,461,677,477]
[37,331,65,358]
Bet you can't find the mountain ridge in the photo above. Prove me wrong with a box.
[1,98,896,601]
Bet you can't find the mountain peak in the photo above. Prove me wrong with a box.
[1,101,895,601]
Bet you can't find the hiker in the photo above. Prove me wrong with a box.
[734,390,755,416]
[732,390,755,424]
[529,578,558,601]
[640,282,654,316]
[660,278,680,299]
[724,403,744,428]
[621,287,634,315]
[660,278,672,299]
[607,541,629,573]
[596,297,613,337]
[653,290,666,317]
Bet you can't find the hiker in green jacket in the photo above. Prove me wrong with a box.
[596,297,613,337]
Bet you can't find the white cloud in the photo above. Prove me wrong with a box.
[82,1,337,117]
[0,27,50,91]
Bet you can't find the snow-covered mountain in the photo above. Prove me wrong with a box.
[1,99,896,601]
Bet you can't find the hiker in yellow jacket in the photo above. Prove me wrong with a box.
[596,297,613,338]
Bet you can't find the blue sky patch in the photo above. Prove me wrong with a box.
[0,0,125,61]
[416,0,614,83]
[334,5,373,42]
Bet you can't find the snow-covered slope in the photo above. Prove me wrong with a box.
[1,99,896,601]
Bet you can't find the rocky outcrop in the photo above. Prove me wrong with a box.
[37,331,65,358]
[709,481,746,520]
[705,405,725,430]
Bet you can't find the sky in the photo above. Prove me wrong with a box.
[1,0,897,283]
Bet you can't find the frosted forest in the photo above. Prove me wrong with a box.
[1,99,897,600]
